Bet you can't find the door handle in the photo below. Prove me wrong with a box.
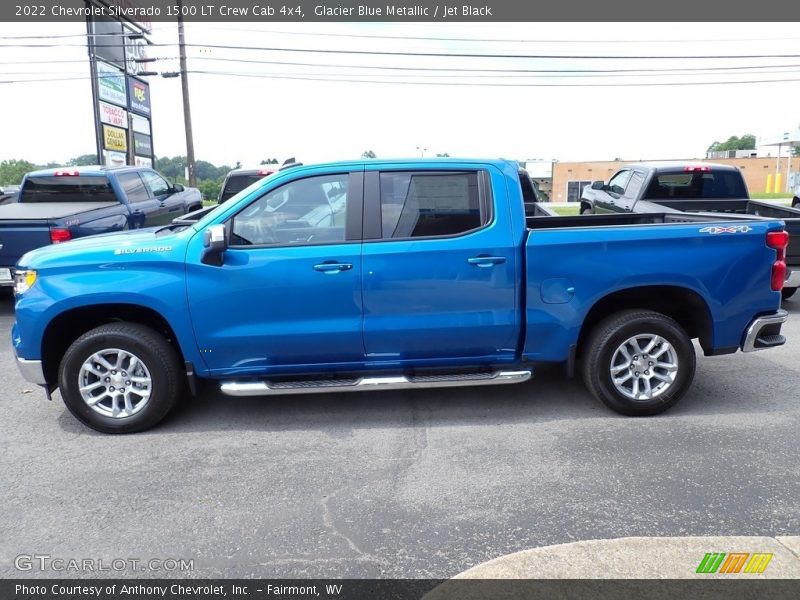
[468,256,507,267]
[313,262,353,273]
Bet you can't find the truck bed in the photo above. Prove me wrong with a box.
[526,210,742,229]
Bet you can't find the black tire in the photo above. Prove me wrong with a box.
[58,323,183,433]
[581,310,696,416]
[792,197,799,209]
[579,203,592,215]
[782,287,797,300]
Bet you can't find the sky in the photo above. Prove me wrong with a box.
[2,21,800,168]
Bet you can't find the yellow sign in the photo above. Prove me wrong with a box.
[103,124,127,152]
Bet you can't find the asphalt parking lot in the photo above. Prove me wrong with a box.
[0,289,798,579]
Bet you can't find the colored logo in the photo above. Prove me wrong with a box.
[696,552,773,574]
[133,85,146,102]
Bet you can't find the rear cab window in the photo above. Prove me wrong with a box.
[644,169,748,200]
[220,172,274,202]
[20,175,117,203]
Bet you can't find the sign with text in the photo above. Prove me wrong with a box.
[134,155,153,168]
[97,60,127,107]
[127,76,151,116]
[133,132,152,156]
[98,101,128,128]
[103,124,128,152]
[104,150,127,167]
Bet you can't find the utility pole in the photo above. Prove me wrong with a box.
[177,0,196,186]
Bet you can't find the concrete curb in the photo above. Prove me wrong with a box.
[452,536,800,579]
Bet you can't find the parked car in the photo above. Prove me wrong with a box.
[581,162,800,299]
[0,166,201,287]
[217,159,302,204]
[12,159,788,433]
[0,185,19,205]
[793,182,799,209]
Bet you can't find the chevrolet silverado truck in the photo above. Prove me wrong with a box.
[0,166,201,287]
[580,162,800,299]
[11,159,789,433]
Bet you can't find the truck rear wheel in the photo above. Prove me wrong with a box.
[58,323,182,433]
[581,310,695,416]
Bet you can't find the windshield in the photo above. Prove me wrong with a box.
[20,175,117,203]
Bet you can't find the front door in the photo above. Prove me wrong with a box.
[185,170,365,376]
[360,167,519,366]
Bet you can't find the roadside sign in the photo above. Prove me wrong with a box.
[97,60,127,107]
[103,124,127,152]
[131,114,150,135]
[133,132,152,156]
[134,156,153,168]
[98,101,128,128]
[127,76,151,116]
[103,150,126,167]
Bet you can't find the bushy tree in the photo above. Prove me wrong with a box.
[707,134,756,153]
[0,159,36,185]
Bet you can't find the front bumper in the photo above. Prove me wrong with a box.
[13,344,47,385]
[741,309,789,352]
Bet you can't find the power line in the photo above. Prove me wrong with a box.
[4,40,800,61]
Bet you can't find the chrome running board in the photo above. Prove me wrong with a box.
[220,369,532,397]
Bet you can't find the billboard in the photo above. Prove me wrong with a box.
[127,76,151,116]
[103,124,128,152]
[96,60,127,107]
[98,101,128,128]
[104,150,127,167]
[131,113,150,135]
[134,156,153,168]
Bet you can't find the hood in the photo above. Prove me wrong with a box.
[18,226,193,270]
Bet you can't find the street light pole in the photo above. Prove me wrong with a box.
[177,0,196,186]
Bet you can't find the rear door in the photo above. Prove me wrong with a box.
[360,166,518,365]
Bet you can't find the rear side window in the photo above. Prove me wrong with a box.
[20,175,116,203]
[644,170,748,200]
[379,171,484,239]
[220,174,265,202]
[117,172,150,203]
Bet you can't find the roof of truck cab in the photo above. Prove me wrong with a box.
[24,165,152,177]
[294,157,518,169]
[624,161,738,172]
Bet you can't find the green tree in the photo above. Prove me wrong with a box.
[436,152,450,157]
[155,156,187,180]
[361,150,377,159]
[707,134,757,153]
[198,179,222,201]
[67,154,99,166]
[260,158,279,165]
[0,159,36,185]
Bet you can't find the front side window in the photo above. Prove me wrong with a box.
[141,171,170,196]
[379,171,483,239]
[607,170,633,195]
[231,173,348,246]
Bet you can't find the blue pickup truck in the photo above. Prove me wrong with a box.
[0,166,201,287]
[11,159,789,433]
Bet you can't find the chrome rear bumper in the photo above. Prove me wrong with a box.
[741,310,789,352]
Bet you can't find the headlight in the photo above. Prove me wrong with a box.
[14,270,37,294]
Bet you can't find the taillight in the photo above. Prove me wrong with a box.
[53,170,79,176]
[684,166,710,172]
[767,230,789,291]
[50,228,72,244]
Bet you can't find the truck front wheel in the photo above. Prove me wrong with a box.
[58,323,182,433]
[581,310,696,416]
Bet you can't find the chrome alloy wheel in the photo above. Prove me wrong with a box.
[609,334,678,401]
[78,349,152,418]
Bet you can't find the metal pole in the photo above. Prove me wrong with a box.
[177,0,196,186]
[85,7,103,165]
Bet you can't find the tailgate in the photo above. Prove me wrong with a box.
[0,223,52,276]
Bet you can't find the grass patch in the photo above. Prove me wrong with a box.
[551,205,581,216]
[202,199,217,207]
[750,192,793,200]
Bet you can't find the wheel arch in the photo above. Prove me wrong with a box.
[41,303,186,386]
[576,285,713,357]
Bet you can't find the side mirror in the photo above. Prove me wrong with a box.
[591,180,605,190]
[173,183,185,193]
[201,224,227,266]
